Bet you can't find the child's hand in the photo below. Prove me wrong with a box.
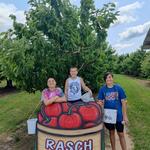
[53,96,59,101]
[123,115,129,125]
[51,96,58,103]
[96,100,104,107]
[51,98,56,103]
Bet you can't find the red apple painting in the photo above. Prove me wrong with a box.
[38,101,102,129]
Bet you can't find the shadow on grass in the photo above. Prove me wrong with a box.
[0,87,19,98]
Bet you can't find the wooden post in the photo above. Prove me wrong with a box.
[101,126,105,150]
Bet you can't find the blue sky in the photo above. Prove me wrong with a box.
[0,0,150,55]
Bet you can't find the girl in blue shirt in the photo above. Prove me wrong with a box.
[97,72,128,150]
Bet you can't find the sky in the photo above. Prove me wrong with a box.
[0,0,150,55]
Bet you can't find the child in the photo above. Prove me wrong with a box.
[97,72,128,150]
[65,67,92,102]
[41,78,66,105]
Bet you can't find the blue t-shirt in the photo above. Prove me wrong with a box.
[98,84,126,122]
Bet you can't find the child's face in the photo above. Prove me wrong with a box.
[70,68,78,78]
[47,78,56,88]
[106,74,113,86]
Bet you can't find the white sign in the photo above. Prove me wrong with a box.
[103,109,117,124]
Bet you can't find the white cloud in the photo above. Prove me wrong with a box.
[113,43,135,54]
[118,1,143,13]
[119,21,150,40]
[116,15,136,25]
[0,3,26,32]
[114,43,134,50]
[113,1,143,25]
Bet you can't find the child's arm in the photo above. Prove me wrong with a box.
[55,96,67,102]
[122,100,128,125]
[64,79,68,99]
[96,100,104,106]
[80,78,92,95]
[43,97,56,106]
[42,90,56,106]
[96,88,104,107]
[52,88,67,103]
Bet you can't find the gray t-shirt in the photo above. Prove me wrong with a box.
[67,76,81,101]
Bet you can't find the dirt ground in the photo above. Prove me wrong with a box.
[0,123,35,150]
[105,126,134,150]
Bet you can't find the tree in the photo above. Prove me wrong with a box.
[114,54,129,74]
[127,49,146,76]
[0,0,118,92]
[0,32,14,88]
[114,49,146,76]
[141,51,150,78]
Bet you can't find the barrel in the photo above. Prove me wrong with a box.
[36,123,104,150]
[36,101,104,150]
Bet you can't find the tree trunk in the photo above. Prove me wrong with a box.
[6,80,13,88]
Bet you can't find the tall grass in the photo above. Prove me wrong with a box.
[115,74,150,150]
[0,91,40,133]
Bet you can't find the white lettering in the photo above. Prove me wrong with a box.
[75,141,83,150]
[55,141,65,150]
[84,139,93,150]
[45,139,93,150]
[66,141,74,150]
[45,139,55,149]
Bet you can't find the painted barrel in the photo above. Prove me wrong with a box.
[37,101,104,150]
[37,123,104,150]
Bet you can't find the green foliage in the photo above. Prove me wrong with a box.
[113,54,127,74]
[0,0,118,92]
[141,51,150,78]
[114,49,146,77]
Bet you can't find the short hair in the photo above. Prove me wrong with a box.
[103,72,113,81]
[70,66,78,71]
[47,77,56,82]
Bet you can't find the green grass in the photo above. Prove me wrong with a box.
[114,74,150,150]
[0,91,40,133]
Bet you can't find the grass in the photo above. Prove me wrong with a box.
[0,91,40,133]
[114,74,150,150]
